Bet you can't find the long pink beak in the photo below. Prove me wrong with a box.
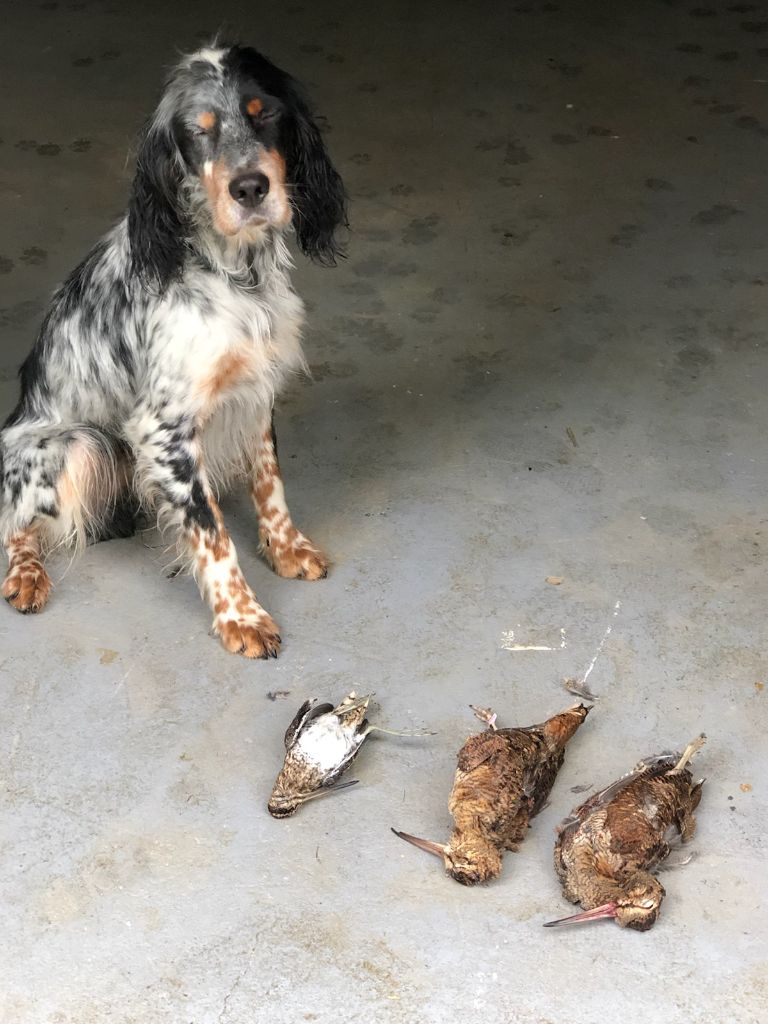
[391,828,446,859]
[543,901,618,927]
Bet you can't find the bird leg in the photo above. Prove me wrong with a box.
[470,705,498,731]
[672,733,706,773]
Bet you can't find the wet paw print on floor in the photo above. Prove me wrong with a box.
[19,248,47,266]
[547,58,583,76]
[676,42,704,53]
[504,139,533,165]
[15,138,92,155]
[0,257,14,275]
[646,177,675,191]
[497,225,535,247]
[402,214,440,245]
[610,224,646,247]
[551,133,579,145]
[692,203,742,224]
[72,49,121,67]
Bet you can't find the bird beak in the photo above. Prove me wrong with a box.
[543,901,619,927]
[391,828,446,859]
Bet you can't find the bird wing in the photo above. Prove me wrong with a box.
[558,751,681,833]
[456,731,510,773]
[284,699,335,751]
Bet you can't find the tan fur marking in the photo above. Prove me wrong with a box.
[197,110,216,130]
[2,528,52,613]
[246,97,263,116]
[200,348,252,408]
[201,159,243,236]
[251,430,328,580]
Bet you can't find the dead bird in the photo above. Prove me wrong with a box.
[545,734,706,931]
[269,692,429,817]
[392,703,592,886]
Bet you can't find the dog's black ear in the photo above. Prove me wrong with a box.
[127,117,187,289]
[285,98,348,266]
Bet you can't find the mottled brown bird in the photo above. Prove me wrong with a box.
[269,692,430,818]
[545,734,705,931]
[392,703,592,886]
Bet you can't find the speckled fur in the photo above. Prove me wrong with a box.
[0,44,346,656]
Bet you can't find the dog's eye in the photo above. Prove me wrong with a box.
[193,111,217,136]
[245,98,280,124]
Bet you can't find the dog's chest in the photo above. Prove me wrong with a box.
[165,270,305,417]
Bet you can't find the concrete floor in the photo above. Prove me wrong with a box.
[1,0,767,1021]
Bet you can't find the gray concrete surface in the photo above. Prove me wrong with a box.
[1,1,767,1021]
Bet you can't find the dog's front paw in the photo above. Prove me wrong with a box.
[2,561,52,614]
[260,528,328,581]
[214,613,282,659]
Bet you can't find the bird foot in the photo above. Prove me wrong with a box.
[470,705,498,731]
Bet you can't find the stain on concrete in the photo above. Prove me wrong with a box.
[692,203,742,224]
[19,247,47,266]
[646,178,675,191]
[610,223,645,247]
[504,140,533,165]
[547,58,583,76]
[551,133,579,145]
[0,298,44,325]
[665,274,696,289]
[402,214,439,245]
[36,143,60,156]
[309,360,359,381]
[0,257,14,275]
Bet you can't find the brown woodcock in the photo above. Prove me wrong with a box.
[545,734,706,931]
[392,703,592,886]
[269,692,431,817]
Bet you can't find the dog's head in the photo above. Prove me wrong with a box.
[128,44,347,287]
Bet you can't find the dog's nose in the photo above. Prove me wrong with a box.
[228,172,270,208]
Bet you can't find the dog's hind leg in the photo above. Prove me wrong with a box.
[1,424,130,612]
[251,413,328,581]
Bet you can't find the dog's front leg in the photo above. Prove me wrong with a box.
[128,409,281,658]
[251,412,328,580]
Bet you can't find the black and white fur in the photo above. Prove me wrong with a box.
[0,44,347,658]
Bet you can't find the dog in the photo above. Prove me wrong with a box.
[0,44,347,658]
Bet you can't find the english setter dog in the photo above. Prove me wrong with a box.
[0,44,347,658]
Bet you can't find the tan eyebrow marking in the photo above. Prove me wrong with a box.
[197,111,216,131]
[246,97,263,117]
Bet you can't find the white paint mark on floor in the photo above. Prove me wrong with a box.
[500,628,567,651]
[580,600,622,683]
